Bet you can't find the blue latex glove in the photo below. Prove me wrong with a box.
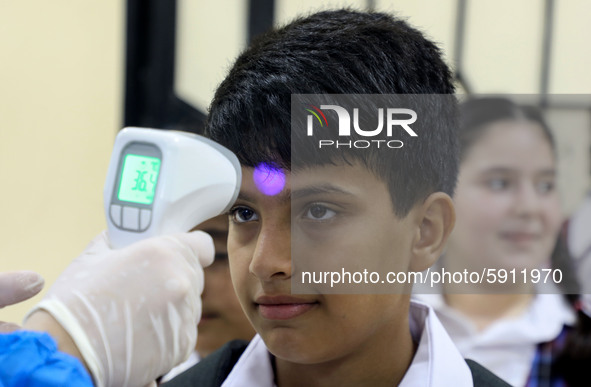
[0,331,93,386]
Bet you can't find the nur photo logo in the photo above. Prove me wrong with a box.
[302,102,418,149]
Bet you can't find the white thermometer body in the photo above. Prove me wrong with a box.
[104,127,241,248]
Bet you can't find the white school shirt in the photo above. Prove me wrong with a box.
[221,300,474,387]
[414,293,574,386]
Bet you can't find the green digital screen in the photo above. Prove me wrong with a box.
[117,154,161,205]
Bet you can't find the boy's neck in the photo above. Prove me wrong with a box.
[443,293,534,331]
[273,310,416,387]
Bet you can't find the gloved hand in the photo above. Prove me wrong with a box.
[0,271,45,332]
[24,231,214,387]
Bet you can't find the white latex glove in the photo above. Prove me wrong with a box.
[25,231,214,387]
[0,271,45,332]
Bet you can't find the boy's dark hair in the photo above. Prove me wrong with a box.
[206,9,458,216]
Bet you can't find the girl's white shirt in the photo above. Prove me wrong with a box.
[414,292,575,386]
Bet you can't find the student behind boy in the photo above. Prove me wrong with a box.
[414,97,591,386]
[160,215,255,383]
[164,9,509,387]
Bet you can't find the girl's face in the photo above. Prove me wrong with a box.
[447,120,563,273]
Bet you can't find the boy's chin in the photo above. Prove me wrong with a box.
[259,326,330,364]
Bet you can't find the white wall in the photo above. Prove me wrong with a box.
[0,1,123,324]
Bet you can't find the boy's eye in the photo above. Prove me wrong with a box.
[303,204,336,221]
[230,206,259,223]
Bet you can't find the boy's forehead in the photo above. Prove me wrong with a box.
[240,162,386,198]
[238,166,289,202]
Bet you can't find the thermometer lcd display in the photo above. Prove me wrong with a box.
[117,154,161,205]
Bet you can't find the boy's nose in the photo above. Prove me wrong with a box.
[249,222,291,281]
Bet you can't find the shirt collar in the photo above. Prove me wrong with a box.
[401,300,473,387]
[222,334,275,387]
[413,292,574,386]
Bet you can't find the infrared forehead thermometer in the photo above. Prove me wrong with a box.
[104,127,241,248]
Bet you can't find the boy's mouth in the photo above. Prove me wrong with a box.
[254,295,318,320]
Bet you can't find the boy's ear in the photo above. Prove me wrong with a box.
[409,192,455,272]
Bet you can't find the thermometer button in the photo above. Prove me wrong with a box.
[110,205,122,227]
[140,209,152,231]
[122,207,140,230]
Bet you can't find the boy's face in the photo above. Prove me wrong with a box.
[228,162,420,364]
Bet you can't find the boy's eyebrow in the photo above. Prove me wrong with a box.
[236,191,257,202]
[291,184,354,200]
[235,183,354,203]
[237,190,291,203]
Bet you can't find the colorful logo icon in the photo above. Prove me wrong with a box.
[305,105,328,128]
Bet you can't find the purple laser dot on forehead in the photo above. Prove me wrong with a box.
[253,163,286,196]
